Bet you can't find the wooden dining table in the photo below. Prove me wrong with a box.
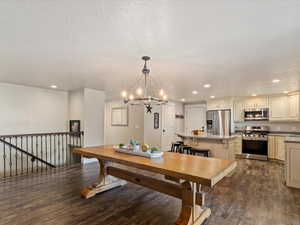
[73,146,237,225]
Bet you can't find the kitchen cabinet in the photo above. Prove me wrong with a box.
[182,135,236,161]
[268,135,285,161]
[233,97,268,122]
[207,98,232,111]
[288,94,299,119]
[243,97,268,109]
[233,134,242,154]
[269,94,300,121]
[285,141,300,189]
[233,100,244,122]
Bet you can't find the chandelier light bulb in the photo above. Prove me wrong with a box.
[136,87,143,96]
[163,95,167,100]
[159,89,164,96]
[129,94,134,100]
[121,90,127,98]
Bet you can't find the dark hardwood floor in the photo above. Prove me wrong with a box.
[0,159,299,225]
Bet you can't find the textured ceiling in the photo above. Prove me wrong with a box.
[0,0,300,102]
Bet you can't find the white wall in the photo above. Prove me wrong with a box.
[84,89,105,147]
[175,102,184,134]
[68,88,106,164]
[69,89,84,130]
[184,104,207,134]
[0,82,68,135]
[144,105,162,148]
[105,101,144,145]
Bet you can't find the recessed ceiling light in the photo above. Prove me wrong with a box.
[50,85,57,89]
[203,84,211,88]
[272,79,280,83]
[283,91,289,94]
[192,90,198,95]
[210,96,215,99]
[252,94,257,97]
[181,98,185,102]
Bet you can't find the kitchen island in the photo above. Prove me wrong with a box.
[176,132,238,160]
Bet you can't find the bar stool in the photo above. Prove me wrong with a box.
[170,143,182,153]
[176,141,184,145]
[191,148,210,157]
[181,145,192,155]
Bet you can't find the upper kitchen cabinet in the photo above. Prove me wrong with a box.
[288,94,300,119]
[243,97,268,109]
[207,98,232,111]
[233,96,268,122]
[233,99,244,122]
[269,93,300,121]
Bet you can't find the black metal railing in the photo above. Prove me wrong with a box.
[0,131,83,179]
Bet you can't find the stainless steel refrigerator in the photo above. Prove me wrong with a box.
[206,110,231,136]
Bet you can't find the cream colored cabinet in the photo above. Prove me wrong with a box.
[288,94,299,119]
[268,135,285,161]
[207,98,232,110]
[269,96,289,120]
[286,142,300,189]
[233,97,268,122]
[233,100,244,122]
[233,134,242,154]
[243,97,268,109]
[269,94,300,121]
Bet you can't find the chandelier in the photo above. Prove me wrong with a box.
[121,56,168,113]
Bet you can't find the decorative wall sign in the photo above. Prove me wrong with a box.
[175,114,184,119]
[111,107,128,126]
[154,112,159,129]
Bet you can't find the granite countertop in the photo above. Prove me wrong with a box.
[268,133,300,137]
[235,130,300,137]
[175,132,237,140]
[285,136,300,143]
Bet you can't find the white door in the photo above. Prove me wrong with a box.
[161,103,176,151]
[184,105,206,134]
[144,105,162,148]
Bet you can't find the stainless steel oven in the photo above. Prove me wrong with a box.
[242,126,269,160]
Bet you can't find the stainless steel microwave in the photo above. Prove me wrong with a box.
[244,108,269,121]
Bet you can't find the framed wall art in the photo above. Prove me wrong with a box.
[154,112,159,129]
[111,107,128,126]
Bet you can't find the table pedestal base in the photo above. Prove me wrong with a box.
[80,159,127,199]
[175,182,211,225]
[80,159,211,225]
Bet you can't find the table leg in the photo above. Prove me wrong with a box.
[80,159,127,199]
[175,181,211,225]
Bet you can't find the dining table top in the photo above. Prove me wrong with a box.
[73,145,237,187]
